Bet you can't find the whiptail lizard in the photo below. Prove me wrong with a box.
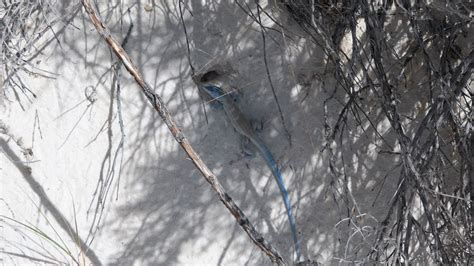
[200,84,301,261]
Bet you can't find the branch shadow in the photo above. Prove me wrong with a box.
[0,138,102,265]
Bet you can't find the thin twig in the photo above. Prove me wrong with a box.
[178,0,195,76]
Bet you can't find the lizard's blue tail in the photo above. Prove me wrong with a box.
[252,137,302,261]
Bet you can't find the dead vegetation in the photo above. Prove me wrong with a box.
[273,0,473,263]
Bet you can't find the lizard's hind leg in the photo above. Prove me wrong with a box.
[240,136,256,159]
[229,136,255,165]
[239,118,264,158]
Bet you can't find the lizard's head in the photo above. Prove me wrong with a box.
[201,85,226,101]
